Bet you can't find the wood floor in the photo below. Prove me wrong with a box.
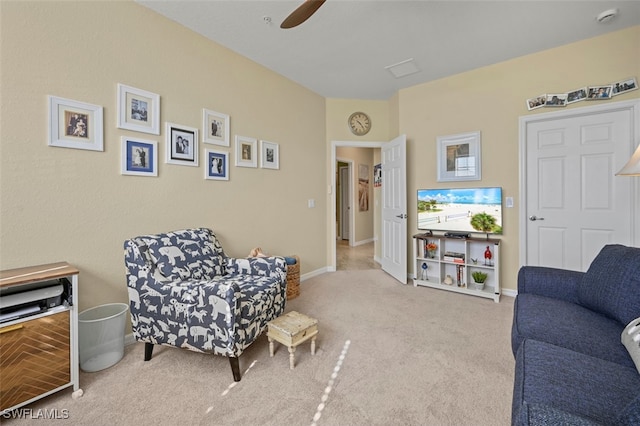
[336,239,381,270]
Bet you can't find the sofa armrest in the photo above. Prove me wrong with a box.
[517,266,583,304]
[225,256,287,282]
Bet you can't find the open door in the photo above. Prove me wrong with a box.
[381,135,407,284]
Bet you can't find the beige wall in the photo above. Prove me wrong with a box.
[0,1,327,310]
[399,26,640,290]
[1,0,638,311]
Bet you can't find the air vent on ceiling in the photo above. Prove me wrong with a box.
[385,58,420,79]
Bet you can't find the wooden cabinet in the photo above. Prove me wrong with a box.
[0,262,81,413]
[413,234,501,302]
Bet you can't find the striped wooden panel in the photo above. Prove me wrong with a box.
[0,310,70,410]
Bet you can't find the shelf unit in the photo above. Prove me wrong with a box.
[413,234,500,302]
[0,262,82,414]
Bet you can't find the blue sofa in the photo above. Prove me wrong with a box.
[124,228,287,381]
[511,244,640,425]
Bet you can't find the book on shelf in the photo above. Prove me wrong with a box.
[443,251,465,263]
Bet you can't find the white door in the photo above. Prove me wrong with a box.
[381,134,407,283]
[339,165,350,240]
[523,105,635,271]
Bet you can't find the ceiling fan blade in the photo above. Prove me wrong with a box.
[280,0,326,29]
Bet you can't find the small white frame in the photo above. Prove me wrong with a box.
[260,140,279,170]
[235,135,257,168]
[117,84,160,135]
[48,96,103,151]
[166,122,198,167]
[203,109,230,146]
[436,131,481,182]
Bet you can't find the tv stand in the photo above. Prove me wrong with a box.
[412,234,501,302]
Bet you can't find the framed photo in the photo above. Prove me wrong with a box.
[526,94,546,111]
[260,140,279,170]
[437,131,481,182]
[117,84,160,135]
[545,93,568,108]
[611,77,638,97]
[358,164,369,211]
[235,135,257,168]
[121,137,157,177]
[203,109,230,146]
[166,122,198,166]
[374,163,382,187]
[567,87,587,104]
[204,149,229,181]
[48,96,103,151]
[587,85,613,100]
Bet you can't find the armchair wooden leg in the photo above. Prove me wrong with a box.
[229,356,241,382]
[144,342,154,361]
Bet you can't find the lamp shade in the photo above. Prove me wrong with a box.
[616,144,640,176]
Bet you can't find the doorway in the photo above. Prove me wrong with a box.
[331,142,383,271]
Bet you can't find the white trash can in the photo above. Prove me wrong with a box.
[78,303,129,372]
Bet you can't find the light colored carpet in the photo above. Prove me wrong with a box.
[4,269,515,425]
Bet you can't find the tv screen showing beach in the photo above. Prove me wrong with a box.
[417,187,503,235]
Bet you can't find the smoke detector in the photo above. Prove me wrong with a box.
[596,8,618,24]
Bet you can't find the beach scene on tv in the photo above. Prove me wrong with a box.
[417,187,503,235]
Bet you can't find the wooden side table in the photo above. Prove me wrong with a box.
[267,311,318,369]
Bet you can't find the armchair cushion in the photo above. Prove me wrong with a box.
[578,244,640,326]
[140,228,226,280]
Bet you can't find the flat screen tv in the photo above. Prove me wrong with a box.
[417,187,503,235]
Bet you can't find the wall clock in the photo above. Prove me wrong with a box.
[348,112,371,136]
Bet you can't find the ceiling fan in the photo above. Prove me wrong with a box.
[280,0,326,29]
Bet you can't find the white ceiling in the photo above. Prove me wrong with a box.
[136,1,640,100]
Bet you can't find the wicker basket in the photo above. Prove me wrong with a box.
[286,255,300,300]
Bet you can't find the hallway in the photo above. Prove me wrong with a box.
[336,239,381,270]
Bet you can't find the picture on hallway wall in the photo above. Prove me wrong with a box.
[121,137,157,177]
[166,123,198,166]
[587,85,613,100]
[48,95,103,151]
[611,77,637,96]
[260,140,279,170]
[358,164,369,211]
[374,163,381,187]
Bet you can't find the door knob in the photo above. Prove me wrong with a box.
[529,215,545,221]
[396,214,407,219]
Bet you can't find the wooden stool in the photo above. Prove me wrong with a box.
[267,311,318,369]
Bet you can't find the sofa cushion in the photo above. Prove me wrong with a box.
[578,244,640,326]
[142,228,226,280]
[512,293,634,368]
[512,339,640,425]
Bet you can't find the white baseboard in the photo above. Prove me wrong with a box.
[502,288,517,298]
[301,267,330,281]
[125,333,136,346]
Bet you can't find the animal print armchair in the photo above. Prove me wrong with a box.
[124,228,287,381]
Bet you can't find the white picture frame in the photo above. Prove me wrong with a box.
[235,135,257,168]
[166,122,198,167]
[260,140,279,170]
[48,95,104,151]
[202,109,230,146]
[436,131,481,182]
[121,137,158,177]
[117,84,160,135]
[204,149,229,181]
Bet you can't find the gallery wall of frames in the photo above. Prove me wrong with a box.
[525,76,637,111]
[48,83,280,182]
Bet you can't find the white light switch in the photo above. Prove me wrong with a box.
[506,197,514,208]
[308,199,315,208]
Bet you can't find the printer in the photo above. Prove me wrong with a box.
[0,278,70,324]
